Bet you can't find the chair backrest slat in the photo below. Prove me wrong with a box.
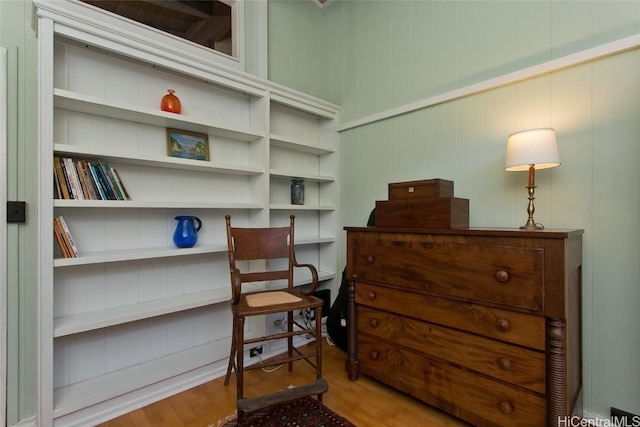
[230,227,290,260]
[241,270,289,283]
[225,215,296,292]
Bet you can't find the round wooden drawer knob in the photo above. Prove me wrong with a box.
[369,318,379,328]
[496,319,511,332]
[497,357,512,370]
[498,400,514,414]
[370,350,379,360]
[366,256,375,264]
[368,291,377,301]
[495,270,510,282]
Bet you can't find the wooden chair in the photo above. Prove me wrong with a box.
[223,215,327,423]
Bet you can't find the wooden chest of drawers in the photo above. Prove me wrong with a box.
[344,227,583,427]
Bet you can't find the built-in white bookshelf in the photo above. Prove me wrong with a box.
[35,1,339,426]
[268,101,339,284]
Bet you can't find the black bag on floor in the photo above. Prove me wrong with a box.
[326,209,375,352]
[326,267,349,351]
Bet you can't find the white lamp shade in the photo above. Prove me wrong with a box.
[505,128,561,171]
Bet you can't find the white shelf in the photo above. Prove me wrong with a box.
[311,270,335,284]
[54,143,264,176]
[276,270,336,288]
[54,288,231,337]
[270,203,336,211]
[52,340,230,418]
[54,89,264,142]
[270,169,335,183]
[296,236,336,245]
[53,238,333,267]
[53,274,335,339]
[53,200,263,209]
[270,134,335,155]
[53,243,229,267]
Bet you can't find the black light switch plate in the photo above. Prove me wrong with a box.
[7,201,26,223]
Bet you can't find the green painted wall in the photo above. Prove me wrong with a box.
[0,0,39,424]
[268,0,336,101]
[267,0,640,419]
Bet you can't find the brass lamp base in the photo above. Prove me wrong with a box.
[520,186,544,230]
[520,220,544,230]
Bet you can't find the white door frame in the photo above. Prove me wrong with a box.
[1,45,8,427]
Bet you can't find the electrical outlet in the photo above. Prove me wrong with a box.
[273,318,284,330]
[249,346,263,358]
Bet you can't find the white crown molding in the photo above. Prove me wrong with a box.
[34,0,245,71]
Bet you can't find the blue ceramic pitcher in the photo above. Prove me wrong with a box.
[173,215,202,248]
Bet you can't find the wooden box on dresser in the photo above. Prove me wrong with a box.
[344,227,584,427]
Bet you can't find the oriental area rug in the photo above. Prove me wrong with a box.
[212,396,355,427]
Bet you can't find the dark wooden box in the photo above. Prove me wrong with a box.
[375,197,469,228]
[388,179,454,200]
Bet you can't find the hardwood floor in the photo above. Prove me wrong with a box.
[97,339,470,427]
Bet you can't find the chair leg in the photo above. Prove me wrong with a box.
[315,306,323,403]
[287,310,294,372]
[236,316,245,401]
[224,319,236,386]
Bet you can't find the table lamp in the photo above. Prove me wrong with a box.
[505,128,560,230]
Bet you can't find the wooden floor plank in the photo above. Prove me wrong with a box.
[96,340,470,427]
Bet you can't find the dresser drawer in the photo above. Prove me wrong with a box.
[356,282,545,350]
[352,234,544,310]
[358,336,547,427]
[358,306,546,394]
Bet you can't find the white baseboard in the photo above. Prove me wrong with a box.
[9,416,37,427]
[16,319,326,427]
[52,359,229,427]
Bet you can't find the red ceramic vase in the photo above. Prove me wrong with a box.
[161,89,182,114]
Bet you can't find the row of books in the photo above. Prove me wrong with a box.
[53,215,78,258]
[54,156,130,201]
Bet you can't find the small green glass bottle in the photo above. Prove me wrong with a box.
[291,178,305,205]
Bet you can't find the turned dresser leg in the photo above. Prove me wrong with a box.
[548,318,568,427]
[346,277,359,380]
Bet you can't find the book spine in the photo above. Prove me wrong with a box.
[54,156,71,199]
[57,216,79,257]
[95,162,116,200]
[63,157,83,200]
[53,167,61,199]
[88,163,107,200]
[103,162,124,200]
[80,161,99,200]
[98,161,119,200]
[60,158,77,199]
[53,217,73,258]
[110,166,131,200]
[75,160,91,199]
